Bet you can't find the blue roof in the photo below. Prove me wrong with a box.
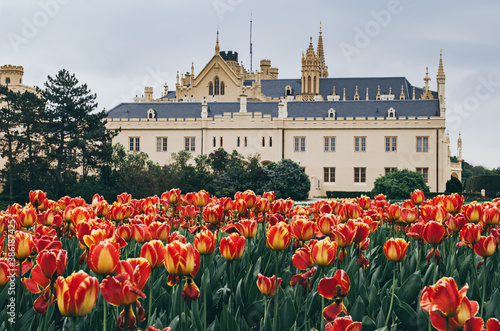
[106,98,440,120]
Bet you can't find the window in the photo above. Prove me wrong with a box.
[220,82,225,95]
[214,77,220,95]
[385,137,397,152]
[294,137,306,152]
[417,137,429,152]
[156,137,167,152]
[129,137,140,152]
[209,82,213,95]
[324,167,335,183]
[324,137,336,152]
[184,137,195,152]
[269,137,272,147]
[262,137,265,147]
[244,136,248,147]
[5,77,10,84]
[385,167,397,175]
[354,167,366,183]
[213,137,216,147]
[417,168,429,183]
[354,137,366,152]
[220,136,223,147]
[237,136,240,147]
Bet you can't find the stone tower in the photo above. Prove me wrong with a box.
[0,65,24,85]
[317,23,328,78]
[436,50,446,117]
[301,37,320,95]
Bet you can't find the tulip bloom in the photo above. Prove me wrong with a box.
[428,296,479,331]
[331,223,355,248]
[345,202,363,220]
[19,207,37,228]
[56,271,99,317]
[220,233,246,261]
[257,274,282,296]
[141,240,166,268]
[420,277,468,317]
[164,241,200,276]
[444,193,464,215]
[263,191,276,203]
[290,216,316,242]
[400,207,418,224]
[0,258,12,286]
[292,247,314,270]
[266,222,291,251]
[325,316,362,331]
[474,235,496,269]
[36,249,68,279]
[384,238,409,262]
[87,241,121,275]
[100,273,146,307]
[462,203,484,224]
[483,206,500,227]
[193,228,217,255]
[234,219,258,239]
[316,214,338,236]
[14,231,34,261]
[29,190,47,208]
[148,222,170,242]
[310,238,337,267]
[356,196,371,210]
[116,258,151,291]
[411,189,425,205]
[458,223,482,248]
[423,221,446,246]
[202,203,225,225]
[385,204,401,222]
[318,270,350,322]
[464,317,500,331]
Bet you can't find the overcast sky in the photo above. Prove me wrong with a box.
[1,0,499,169]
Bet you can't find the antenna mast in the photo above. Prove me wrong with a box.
[250,13,253,72]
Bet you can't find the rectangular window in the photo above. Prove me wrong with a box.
[294,137,305,152]
[269,137,272,147]
[385,137,397,152]
[324,167,335,183]
[354,137,366,152]
[417,167,429,183]
[262,137,265,147]
[324,137,336,152]
[129,137,140,152]
[156,137,167,152]
[417,137,429,152]
[213,137,216,147]
[220,136,223,147]
[385,167,397,175]
[354,167,366,183]
[237,136,240,147]
[185,137,195,152]
[244,136,248,147]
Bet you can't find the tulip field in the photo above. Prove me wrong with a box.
[1,189,500,331]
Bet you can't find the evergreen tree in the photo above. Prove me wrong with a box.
[43,69,117,196]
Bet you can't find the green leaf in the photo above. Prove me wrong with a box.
[279,295,296,330]
[376,307,386,328]
[484,288,500,320]
[394,300,417,331]
[367,284,379,315]
[243,300,264,328]
[361,316,377,331]
[350,295,366,323]
[398,271,422,304]
[191,299,204,331]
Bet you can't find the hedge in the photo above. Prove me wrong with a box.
[326,191,373,199]
[464,175,500,197]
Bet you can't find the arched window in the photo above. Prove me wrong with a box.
[313,76,317,94]
[220,82,225,95]
[285,85,292,96]
[214,77,220,95]
[5,77,10,84]
[307,76,311,93]
[208,82,213,95]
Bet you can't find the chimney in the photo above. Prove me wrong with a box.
[278,99,288,118]
[239,94,247,113]
[201,98,208,118]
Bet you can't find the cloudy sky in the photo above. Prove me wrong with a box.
[1,0,499,169]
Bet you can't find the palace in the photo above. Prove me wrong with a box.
[105,27,463,197]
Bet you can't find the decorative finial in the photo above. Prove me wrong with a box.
[215,29,220,55]
[399,85,405,100]
[320,21,322,33]
[343,88,346,101]
[412,86,416,100]
[437,49,445,78]
[366,87,369,100]
[332,86,336,95]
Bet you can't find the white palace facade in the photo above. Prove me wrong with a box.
[103,28,462,197]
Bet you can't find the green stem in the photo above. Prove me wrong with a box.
[72,316,76,331]
[480,258,487,316]
[124,305,129,331]
[178,280,183,331]
[147,268,155,326]
[385,262,397,327]
[446,316,449,331]
[274,250,279,331]
[103,297,107,331]
[263,298,267,330]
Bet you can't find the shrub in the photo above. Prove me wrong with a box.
[371,169,430,200]
[445,177,462,193]
[262,159,310,200]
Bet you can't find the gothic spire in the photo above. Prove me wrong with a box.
[215,30,220,55]
[317,22,328,78]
